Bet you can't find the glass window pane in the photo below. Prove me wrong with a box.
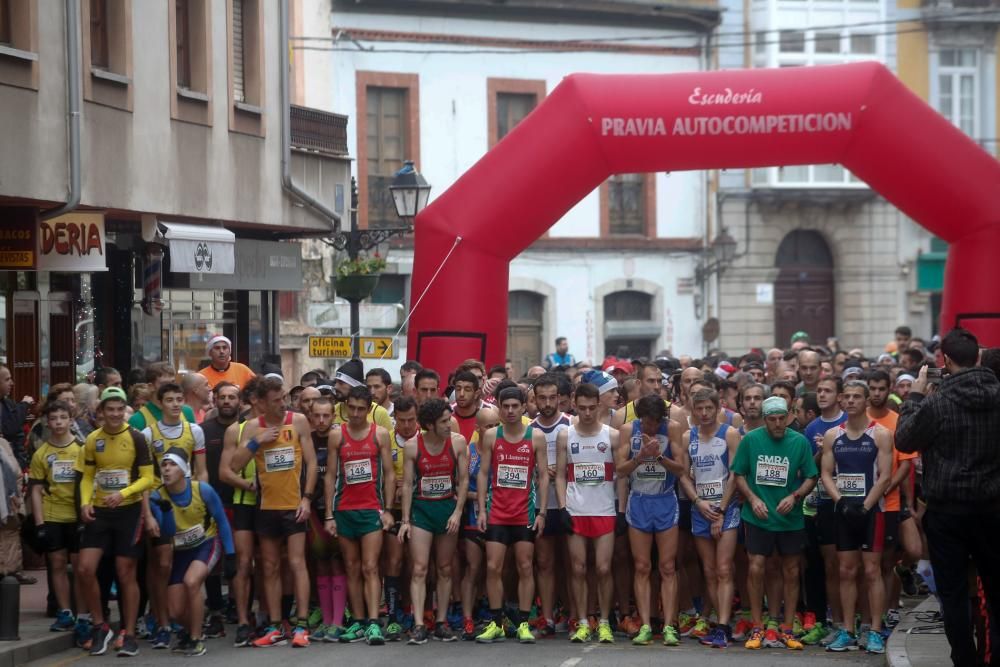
[608,174,645,235]
[754,31,768,54]
[814,33,840,54]
[779,30,805,53]
[778,165,808,183]
[850,34,876,54]
[940,49,955,67]
[814,164,846,182]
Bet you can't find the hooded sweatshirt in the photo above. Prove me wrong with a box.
[896,367,1000,509]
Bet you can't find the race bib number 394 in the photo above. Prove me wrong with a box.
[755,460,788,487]
[497,464,528,489]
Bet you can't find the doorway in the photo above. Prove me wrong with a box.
[774,230,835,347]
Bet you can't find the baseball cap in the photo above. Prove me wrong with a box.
[790,331,810,344]
[603,360,634,375]
[100,387,128,404]
[580,370,619,395]
[762,396,789,416]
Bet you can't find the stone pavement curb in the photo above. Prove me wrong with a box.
[886,595,942,667]
[0,630,74,667]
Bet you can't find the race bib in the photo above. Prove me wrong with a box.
[836,473,866,497]
[573,462,605,485]
[755,460,788,487]
[51,460,76,484]
[817,477,833,500]
[96,469,128,492]
[636,460,666,481]
[345,458,373,485]
[173,524,206,549]
[497,464,528,489]
[696,479,724,501]
[420,474,452,498]
[264,446,296,473]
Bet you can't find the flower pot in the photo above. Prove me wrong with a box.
[335,274,380,302]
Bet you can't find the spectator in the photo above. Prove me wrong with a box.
[0,363,34,468]
[128,383,153,413]
[894,325,912,352]
[896,328,1000,667]
[73,383,98,434]
[198,335,256,390]
[543,337,577,370]
[0,431,26,581]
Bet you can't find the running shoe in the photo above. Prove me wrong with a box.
[866,629,885,654]
[885,609,901,628]
[597,622,614,644]
[744,627,764,650]
[662,624,680,646]
[896,564,918,596]
[731,618,754,641]
[365,622,385,646]
[50,609,75,632]
[434,622,458,642]
[186,638,207,657]
[252,625,289,647]
[517,621,535,644]
[409,625,429,645]
[447,604,464,630]
[233,624,252,647]
[762,625,783,648]
[858,624,871,650]
[116,634,139,657]
[399,613,416,633]
[621,615,642,638]
[708,627,729,649]
[74,617,93,650]
[826,629,857,652]
[791,615,805,637]
[554,614,569,634]
[385,621,403,642]
[632,624,654,646]
[307,607,323,629]
[819,625,841,647]
[778,626,804,650]
[203,615,225,639]
[802,611,817,631]
[570,623,591,643]
[151,626,171,649]
[113,630,126,651]
[462,618,477,641]
[89,623,114,656]
[136,614,155,640]
[677,612,697,636]
[690,617,711,639]
[312,624,328,642]
[337,621,366,643]
[475,620,506,643]
[292,625,310,647]
[172,631,193,653]
[800,622,828,645]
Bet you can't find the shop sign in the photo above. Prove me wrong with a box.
[0,214,36,269]
[37,212,107,272]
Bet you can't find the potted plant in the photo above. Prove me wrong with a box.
[334,253,386,302]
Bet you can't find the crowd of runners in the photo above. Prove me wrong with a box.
[17,327,967,658]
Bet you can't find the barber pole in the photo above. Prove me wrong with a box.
[142,245,163,316]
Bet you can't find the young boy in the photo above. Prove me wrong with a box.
[150,448,235,657]
[29,400,88,635]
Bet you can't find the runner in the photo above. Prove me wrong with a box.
[365,368,394,418]
[797,349,822,396]
[555,382,619,644]
[738,383,768,434]
[75,387,156,657]
[28,400,86,634]
[384,396,418,641]
[181,373,210,424]
[217,379,259,647]
[149,449,236,657]
[333,359,394,432]
[475,386,549,644]
[677,388,742,648]
[398,398,469,644]
[128,363,196,430]
[198,335,256,390]
[614,394,688,647]
[324,385,396,646]
[821,380,893,654]
[230,376,318,648]
[732,396,816,651]
[529,373,572,638]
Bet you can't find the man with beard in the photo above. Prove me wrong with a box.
[198,382,241,638]
[333,360,393,432]
[365,369,394,418]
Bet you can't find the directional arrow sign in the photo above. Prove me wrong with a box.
[360,337,396,359]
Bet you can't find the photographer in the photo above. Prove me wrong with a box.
[896,328,1000,667]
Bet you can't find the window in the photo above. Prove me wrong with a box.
[366,87,407,228]
[371,274,406,305]
[814,33,840,54]
[496,93,536,141]
[89,0,108,68]
[278,291,298,319]
[1,0,12,45]
[937,48,979,138]
[607,174,646,235]
[754,31,768,54]
[232,0,244,102]
[604,290,652,321]
[228,0,263,135]
[507,291,544,378]
[850,34,876,55]
[603,290,656,359]
[176,0,191,89]
[779,30,805,53]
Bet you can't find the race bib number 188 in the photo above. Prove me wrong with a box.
[755,460,788,487]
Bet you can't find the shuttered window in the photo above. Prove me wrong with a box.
[1,0,13,45]
[175,0,191,88]
[90,0,109,68]
[232,0,245,102]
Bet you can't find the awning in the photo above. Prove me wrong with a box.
[161,221,235,274]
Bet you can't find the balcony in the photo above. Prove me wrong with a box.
[290,105,349,157]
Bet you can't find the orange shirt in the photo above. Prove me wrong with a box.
[868,408,916,512]
[199,362,256,390]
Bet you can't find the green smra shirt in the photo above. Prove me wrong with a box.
[128,402,196,430]
[731,427,817,532]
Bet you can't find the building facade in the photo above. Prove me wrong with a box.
[292,0,721,377]
[0,0,351,395]
[709,0,1000,354]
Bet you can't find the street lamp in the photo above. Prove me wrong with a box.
[695,228,740,284]
[324,161,431,358]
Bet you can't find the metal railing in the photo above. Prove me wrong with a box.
[290,105,349,156]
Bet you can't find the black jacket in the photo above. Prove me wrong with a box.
[0,397,27,469]
[896,367,1000,507]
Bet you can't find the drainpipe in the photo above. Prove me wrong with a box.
[279,0,342,228]
[41,0,82,221]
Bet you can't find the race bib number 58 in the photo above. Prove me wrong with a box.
[264,446,296,473]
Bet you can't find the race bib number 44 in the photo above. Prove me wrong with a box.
[636,460,666,481]
[497,464,529,489]
[96,469,128,492]
[264,446,296,473]
[755,460,789,487]
[420,475,452,498]
[345,458,373,485]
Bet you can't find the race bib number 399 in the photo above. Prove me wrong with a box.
[264,446,296,473]
[755,460,789,487]
[420,475,452,498]
[497,464,529,489]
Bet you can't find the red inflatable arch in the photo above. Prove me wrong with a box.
[407,62,1000,375]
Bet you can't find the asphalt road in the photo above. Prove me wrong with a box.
[27,632,887,667]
